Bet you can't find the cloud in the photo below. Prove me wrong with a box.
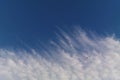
[0,29,119,80]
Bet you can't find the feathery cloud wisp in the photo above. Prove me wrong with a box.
[0,29,120,80]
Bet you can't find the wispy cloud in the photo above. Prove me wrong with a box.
[0,29,119,80]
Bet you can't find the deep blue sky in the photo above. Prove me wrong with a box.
[0,0,120,48]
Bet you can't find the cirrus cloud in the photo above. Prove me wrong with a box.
[0,29,119,80]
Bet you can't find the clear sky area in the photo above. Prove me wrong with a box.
[0,0,120,48]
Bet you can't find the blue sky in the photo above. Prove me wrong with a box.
[0,0,120,48]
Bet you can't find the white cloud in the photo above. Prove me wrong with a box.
[0,29,119,80]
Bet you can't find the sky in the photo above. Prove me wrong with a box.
[0,0,120,79]
[0,0,120,48]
